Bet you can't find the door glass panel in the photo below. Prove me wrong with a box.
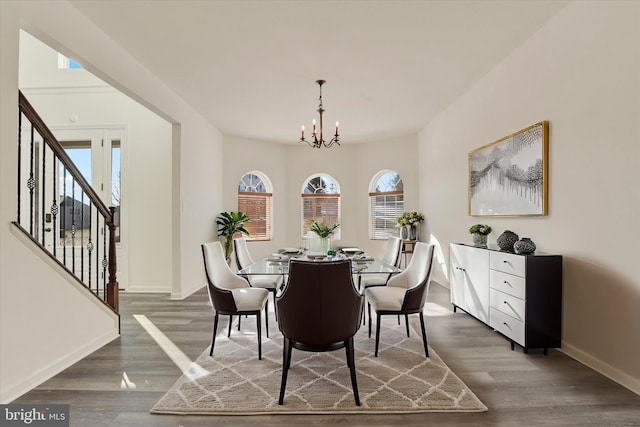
[111,140,121,242]
[60,140,92,246]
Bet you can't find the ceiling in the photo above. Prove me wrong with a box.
[68,0,569,145]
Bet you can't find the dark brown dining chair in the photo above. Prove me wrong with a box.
[201,241,269,360]
[365,242,435,358]
[276,259,363,406]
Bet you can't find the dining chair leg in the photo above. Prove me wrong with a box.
[419,312,429,358]
[367,302,372,338]
[227,315,232,337]
[346,337,361,406]
[256,311,262,360]
[271,289,278,322]
[405,314,410,337]
[238,315,242,331]
[279,337,292,405]
[210,313,219,356]
[375,313,382,357]
[264,301,269,339]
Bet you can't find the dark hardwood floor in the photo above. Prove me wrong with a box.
[13,282,640,426]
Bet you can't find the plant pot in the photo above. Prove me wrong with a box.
[319,237,330,254]
[409,225,419,241]
[472,233,488,247]
[401,226,409,240]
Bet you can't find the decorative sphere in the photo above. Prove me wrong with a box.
[496,230,519,251]
[514,237,536,254]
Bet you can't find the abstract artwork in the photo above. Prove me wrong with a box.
[469,121,548,216]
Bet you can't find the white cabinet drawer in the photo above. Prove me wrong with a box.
[490,288,525,321]
[490,251,526,276]
[490,270,525,299]
[490,307,525,346]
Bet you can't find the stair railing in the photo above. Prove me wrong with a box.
[14,91,119,313]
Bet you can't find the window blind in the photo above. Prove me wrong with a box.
[369,190,404,239]
[238,192,272,241]
[301,193,341,239]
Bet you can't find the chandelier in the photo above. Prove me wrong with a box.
[298,79,340,148]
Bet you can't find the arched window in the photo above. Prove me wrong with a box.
[301,174,341,239]
[238,171,272,241]
[369,170,404,239]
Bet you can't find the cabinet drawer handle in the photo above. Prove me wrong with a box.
[503,322,508,326]
[503,260,508,263]
[503,280,510,285]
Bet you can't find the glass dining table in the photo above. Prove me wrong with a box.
[238,254,401,277]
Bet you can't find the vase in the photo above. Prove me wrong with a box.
[472,233,487,247]
[496,230,519,251]
[319,237,330,254]
[514,237,536,254]
[409,225,418,241]
[401,225,409,240]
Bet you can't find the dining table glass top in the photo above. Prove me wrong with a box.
[238,254,401,276]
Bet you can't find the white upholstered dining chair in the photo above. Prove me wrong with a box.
[364,241,435,358]
[359,236,402,290]
[234,237,283,314]
[202,241,270,360]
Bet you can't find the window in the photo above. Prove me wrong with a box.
[238,172,272,241]
[301,174,341,239]
[57,53,82,69]
[369,170,404,239]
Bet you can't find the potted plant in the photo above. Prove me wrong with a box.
[397,211,425,240]
[469,224,492,247]
[216,211,250,263]
[309,220,340,253]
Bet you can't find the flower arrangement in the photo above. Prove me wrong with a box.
[217,211,250,263]
[309,220,340,238]
[397,211,425,227]
[469,224,492,236]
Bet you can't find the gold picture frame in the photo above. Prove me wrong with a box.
[468,121,549,217]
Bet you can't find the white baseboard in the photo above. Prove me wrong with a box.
[171,281,206,300]
[560,341,640,396]
[0,330,119,403]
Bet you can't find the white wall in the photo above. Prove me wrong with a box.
[222,134,418,259]
[1,0,223,401]
[419,0,640,394]
[19,32,174,293]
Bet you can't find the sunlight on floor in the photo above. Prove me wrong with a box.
[424,301,454,317]
[133,314,208,380]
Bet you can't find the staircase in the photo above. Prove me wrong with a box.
[14,91,119,315]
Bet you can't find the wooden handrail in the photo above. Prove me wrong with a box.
[18,91,111,218]
[17,90,119,313]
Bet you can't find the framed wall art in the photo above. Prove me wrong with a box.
[468,121,549,216]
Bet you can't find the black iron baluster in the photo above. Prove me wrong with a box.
[102,221,108,300]
[17,108,22,223]
[28,124,35,235]
[87,200,93,292]
[41,141,47,246]
[51,155,58,257]
[80,191,85,282]
[71,175,76,275]
[62,165,67,266]
[96,216,101,296]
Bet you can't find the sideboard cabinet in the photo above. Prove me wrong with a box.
[449,243,562,354]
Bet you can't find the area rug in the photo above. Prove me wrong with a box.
[150,317,487,415]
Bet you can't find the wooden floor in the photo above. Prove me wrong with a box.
[14,282,640,426]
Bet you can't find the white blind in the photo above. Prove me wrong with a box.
[238,192,272,241]
[369,190,404,239]
[301,194,341,239]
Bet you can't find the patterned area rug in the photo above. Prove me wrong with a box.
[151,316,487,415]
